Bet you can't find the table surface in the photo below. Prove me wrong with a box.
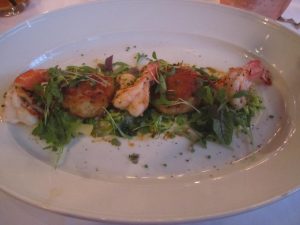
[1,1,300,225]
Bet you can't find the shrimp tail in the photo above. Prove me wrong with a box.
[244,60,272,85]
[142,62,159,82]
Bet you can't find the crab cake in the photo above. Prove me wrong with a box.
[63,75,115,118]
[154,67,200,115]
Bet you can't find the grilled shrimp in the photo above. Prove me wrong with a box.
[3,69,47,126]
[116,73,136,89]
[14,69,48,91]
[113,62,159,117]
[216,59,271,109]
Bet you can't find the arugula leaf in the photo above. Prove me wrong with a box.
[135,52,148,64]
[198,86,213,105]
[213,109,234,145]
[150,112,174,135]
[215,88,227,104]
[32,108,82,158]
[103,109,131,138]
[158,74,167,94]
[66,65,98,74]
[152,51,158,60]
[153,94,174,106]
[232,90,249,98]
[35,67,65,122]
[112,62,130,75]
[195,67,219,81]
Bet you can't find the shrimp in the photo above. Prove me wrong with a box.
[224,67,253,109]
[116,73,136,89]
[14,69,48,91]
[244,59,272,85]
[216,60,271,109]
[3,69,47,126]
[112,62,159,117]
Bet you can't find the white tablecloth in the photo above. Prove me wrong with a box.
[1,1,300,224]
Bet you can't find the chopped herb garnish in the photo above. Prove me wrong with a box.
[143,164,149,169]
[110,138,121,146]
[129,153,139,164]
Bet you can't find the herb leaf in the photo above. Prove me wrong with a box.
[199,86,213,105]
[32,108,81,161]
[213,109,234,145]
[135,52,148,64]
[232,90,249,98]
[152,51,157,60]
[104,55,113,72]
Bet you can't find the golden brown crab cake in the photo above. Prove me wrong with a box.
[154,67,200,115]
[62,75,115,118]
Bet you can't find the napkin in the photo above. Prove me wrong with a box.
[282,0,300,23]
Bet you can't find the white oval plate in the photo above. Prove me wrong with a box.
[0,0,300,223]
